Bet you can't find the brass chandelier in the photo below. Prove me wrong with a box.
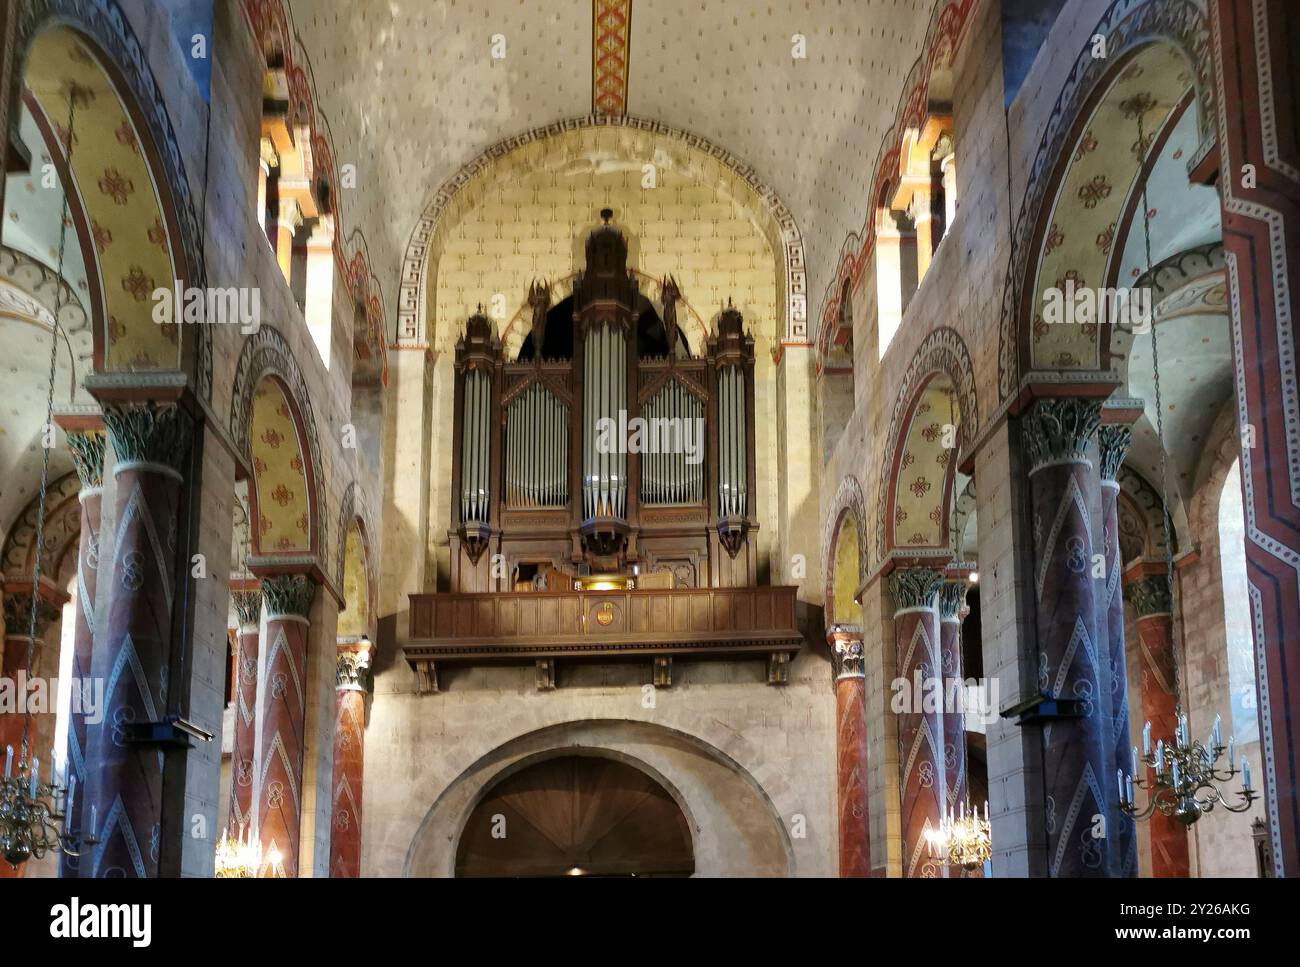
[926,801,991,872]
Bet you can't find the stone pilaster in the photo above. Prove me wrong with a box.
[829,627,869,878]
[888,567,946,877]
[59,429,105,878]
[1124,570,1189,878]
[328,639,372,878]
[226,588,261,838]
[84,403,193,878]
[255,574,316,877]
[1022,398,1111,877]
[1209,0,1300,877]
[938,580,969,813]
[1096,424,1137,878]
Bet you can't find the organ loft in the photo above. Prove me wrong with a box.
[412,210,801,693]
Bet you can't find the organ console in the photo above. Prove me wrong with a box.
[409,210,800,690]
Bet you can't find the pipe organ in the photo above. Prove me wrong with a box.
[449,210,759,593]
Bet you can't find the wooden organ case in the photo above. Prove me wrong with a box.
[408,212,801,691]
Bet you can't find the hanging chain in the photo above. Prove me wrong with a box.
[19,88,78,765]
[1136,110,1183,713]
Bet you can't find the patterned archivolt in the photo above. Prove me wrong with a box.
[338,522,369,637]
[25,28,179,372]
[1029,43,1196,373]
[250,378,311,554]
[426,126,781,352]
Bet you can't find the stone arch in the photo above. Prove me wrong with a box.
[875,327,977,564]
[0,471,82,580]
[404,719,794,878]
[396,115,808,349]
[1116,464,1179,566]
[336,481,377,638]
[821,474,866,628]
[1186,398,1242,547]
[14,3,211,398]
[229,326,326,558]
[998,0,1213,401]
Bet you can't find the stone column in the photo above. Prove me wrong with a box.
[58,429,105,878]
[226,588,260,837]
[830,627,869,878]
[1097,424,1137,877]
[328,639,372,878]
[1022,398,1112,877]
[275,198,300,284]
[1125,571,1190,878]
[888,567,946,878]
[1209,0,1300,877]
[0,590,61,878]
[938,580,968,812]
[84,403,193,878]
[255,574,316,877]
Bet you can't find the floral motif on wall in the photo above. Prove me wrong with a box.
[250,381,311,553]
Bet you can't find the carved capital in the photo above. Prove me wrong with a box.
[231,588,262,629]
[336,646,372,690]
[939,580,968,621]
[1021,398,1102,473]
[888,567,944,612]
[261,574,317,620]
[2,591,61,639]
[66,430,107,489]
[831,633,865,680]
[1125,573,1172,618]
[1096,424,1132,483]
[102,402,194,473]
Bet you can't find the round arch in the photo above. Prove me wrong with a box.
[229,326,326,558]
[13,4,211,398]
[998,0,1213,401]
[822,474,866,628]
[396,115,808,349]
[404,719,795,878]
[875,327,977,565]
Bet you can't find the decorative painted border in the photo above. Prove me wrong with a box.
[335,478,377,605]
[228,324,327,562]
[996,0,1213,403]
[592,0,631,116]
[874,326,978,565]
[396,113,808,347]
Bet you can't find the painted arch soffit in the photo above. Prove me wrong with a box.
[997,0,1213,402]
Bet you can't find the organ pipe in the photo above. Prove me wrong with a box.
[640,379,704,505]
[718,365,746,518]
[583,321,627,519]
[460,368,491,524]
[505,382,568,508]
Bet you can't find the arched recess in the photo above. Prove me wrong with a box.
[875,327,977,565]
[405,719,794,877]
[229,326,326,558]
[822,474,866,629]
[396,116,807,350]
[998,0,1213,401]
[336,483,376,638]
[12,3,211,397]
[0,471,82,583]
[455,753,695,877]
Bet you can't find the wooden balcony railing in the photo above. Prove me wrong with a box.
[405,585,803,692]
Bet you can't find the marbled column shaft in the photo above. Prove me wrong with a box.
[85,403,192,878]
[1127,575,1190,878]
[1023,399,1112,877]
[1097,425,1137,878]
[889,568,946,878]
[938,581,968,812]
[255,574,316,877]
[60,429,105,878]
[830,630,869,878]
[328,642,371,878]
[227,589,261,837]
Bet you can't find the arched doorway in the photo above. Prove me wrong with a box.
[454,755,695,877]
